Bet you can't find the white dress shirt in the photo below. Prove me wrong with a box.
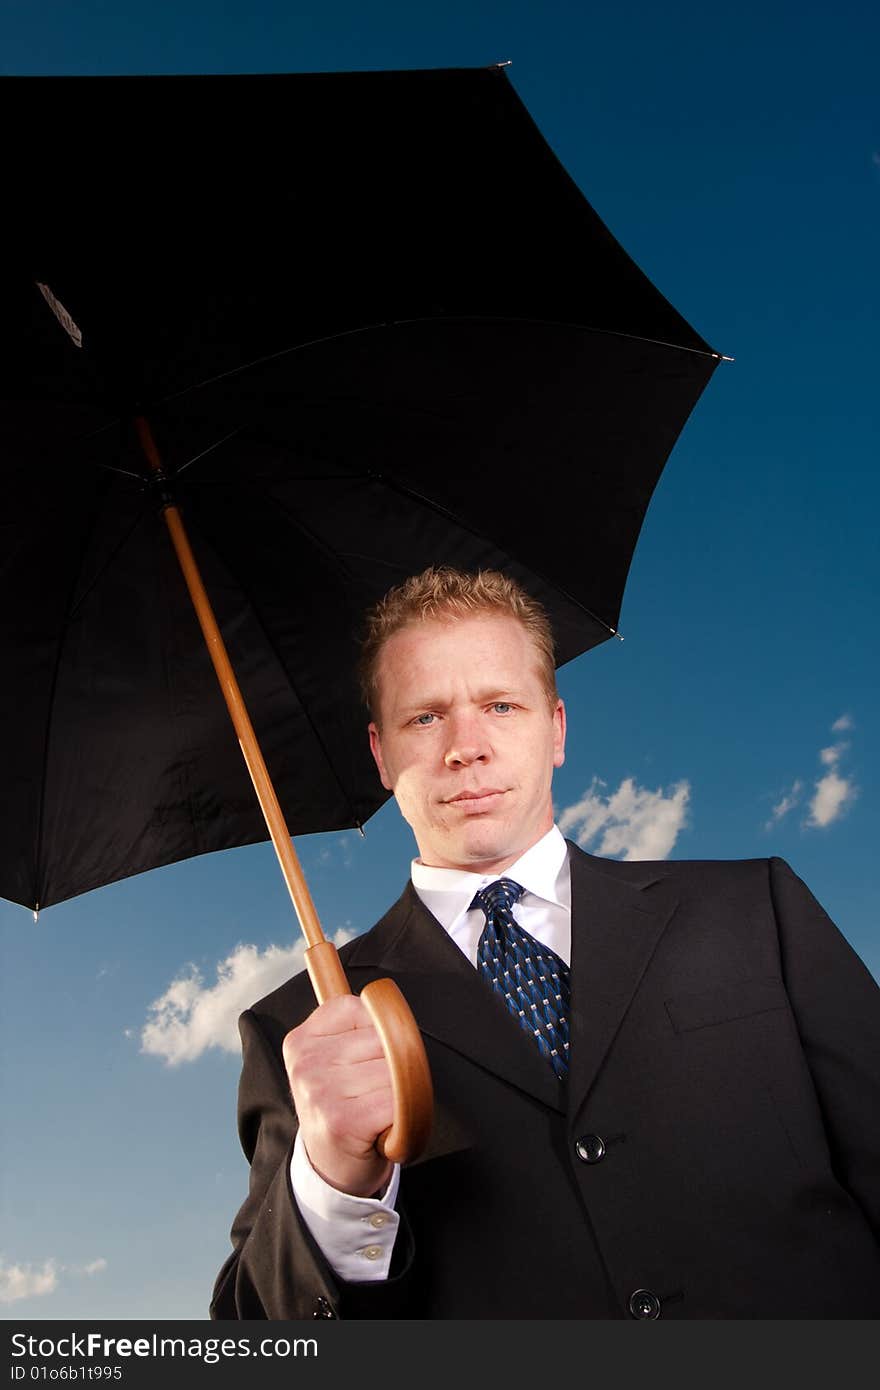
[290,825,572,1281]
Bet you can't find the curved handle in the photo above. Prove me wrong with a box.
[305,941,434,1165]
[360,978,434,1164]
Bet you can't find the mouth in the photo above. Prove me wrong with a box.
[444,789,507,813]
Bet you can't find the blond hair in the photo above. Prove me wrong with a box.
[359,566,558,719]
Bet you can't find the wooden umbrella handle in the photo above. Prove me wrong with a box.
[305,941,434,1164]
[360,979,434,1163]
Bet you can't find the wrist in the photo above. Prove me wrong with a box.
[306,1143,393,1199]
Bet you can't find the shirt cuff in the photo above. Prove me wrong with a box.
[290,1130,401,1282]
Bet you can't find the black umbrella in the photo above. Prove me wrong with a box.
[2,66,721,1157]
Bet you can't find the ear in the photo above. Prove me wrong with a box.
[552,699,566,768]
[368,721,394,791]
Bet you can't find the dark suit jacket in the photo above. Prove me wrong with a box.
[211,846,880,1319]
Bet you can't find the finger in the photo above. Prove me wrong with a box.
[287,1048,392,1111]
[284,1021,386,1075]
[283,998,379,1069]
[317,1057,394,1101]
[299,1073,395,1144]
[296,994,377,1039]
[344,1089,395,1143]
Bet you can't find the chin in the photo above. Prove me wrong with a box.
[457,828,516,870]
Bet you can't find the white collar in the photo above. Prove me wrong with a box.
[410,825,570,932]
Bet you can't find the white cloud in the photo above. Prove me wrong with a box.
[558,777,690,861]
[766,715,859,834]
[806,769,857,828]
[804,717,858,829]
[0,1257,58,1304]
[0,1255,107,1304]
[765,779,802,829]
[819,743,849,767]
[141,931,353,1066]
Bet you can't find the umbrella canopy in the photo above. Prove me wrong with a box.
[1,67,720,912]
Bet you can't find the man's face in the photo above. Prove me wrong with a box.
[368,612,566,874]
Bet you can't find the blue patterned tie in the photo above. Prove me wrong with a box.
[472,878,571,1080]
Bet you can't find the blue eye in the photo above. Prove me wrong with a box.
[493,703,512,714]
[414,713,436,725]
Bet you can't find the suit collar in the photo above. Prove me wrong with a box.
[409,824,570,932]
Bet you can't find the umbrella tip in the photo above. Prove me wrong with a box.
[33,903,40,923]
[490,59,513,68]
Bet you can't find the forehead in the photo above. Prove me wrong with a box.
[375,612,543,697]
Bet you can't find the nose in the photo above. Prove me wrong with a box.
[443,713,489,768]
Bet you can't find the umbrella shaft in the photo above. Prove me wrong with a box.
[134,417,331,957]
[164,503,327,950]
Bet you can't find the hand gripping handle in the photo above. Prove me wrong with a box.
[304,940,434,1165]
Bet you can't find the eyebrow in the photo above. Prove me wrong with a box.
[397,689,526,716]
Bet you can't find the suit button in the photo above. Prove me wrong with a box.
[628,1289,661,1319]
[575,1134,606,1164]
[312,1296,336,1319]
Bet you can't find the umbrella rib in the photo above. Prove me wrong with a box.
[174,425,245,477]
[378,474,623,641]
[380,314,725,363]
[156,322,398,409]
[155,316,721,409]
[39,317,722,465]
[247,482,362,587]
[130,316,727,427]
[35,323,405,456]
[94,463,144,480]
[188,510,365,832]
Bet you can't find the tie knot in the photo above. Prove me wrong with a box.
[471,877,525,918]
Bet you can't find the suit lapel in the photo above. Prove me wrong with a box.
[345,883,565,1112]
[565,842,679,1125]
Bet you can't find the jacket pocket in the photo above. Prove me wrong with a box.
[664,975,789,1035]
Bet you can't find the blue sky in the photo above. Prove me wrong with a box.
[2,0,878,1319]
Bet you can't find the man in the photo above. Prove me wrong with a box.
[212,567,880,1319]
